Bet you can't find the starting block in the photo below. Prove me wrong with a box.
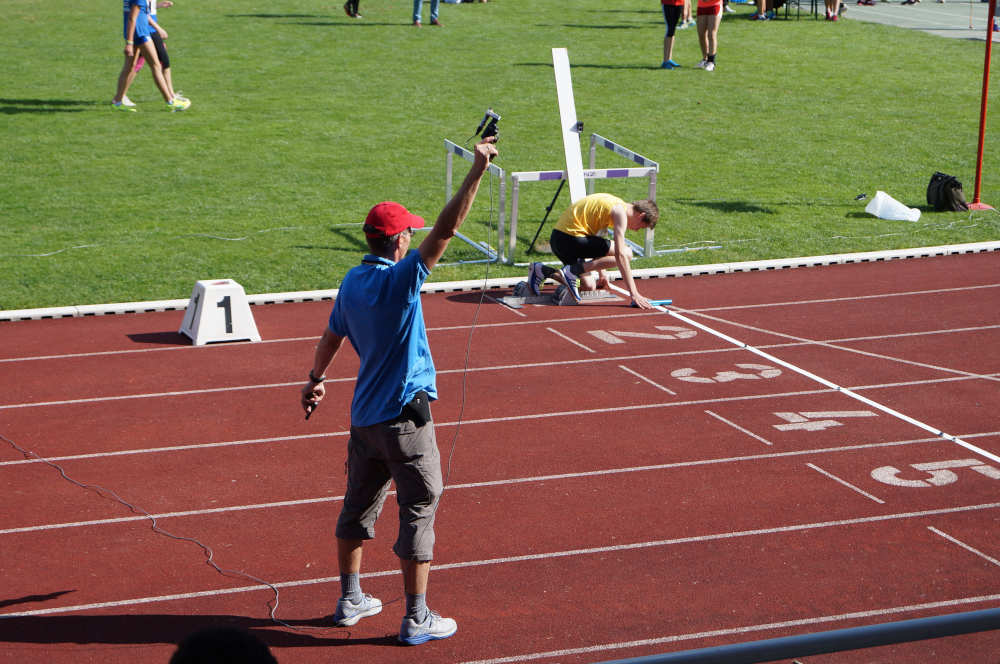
[179,279,261,346]
[497,281,623,309]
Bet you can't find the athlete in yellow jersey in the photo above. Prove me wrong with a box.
[527,193,659,309]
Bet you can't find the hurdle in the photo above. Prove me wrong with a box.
[444,134,660,265]
[444,139,507,264]
[588,133,660,259]
[504,135,659,265]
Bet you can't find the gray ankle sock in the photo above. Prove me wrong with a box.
[405,593,428,622]
[341,572,362,602]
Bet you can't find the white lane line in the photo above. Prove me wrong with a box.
[0,312,645,363]
[690,308,1000,385]
[1,365,995,414]
[546,327,595,353]
[3,338,998,411]
[821,324,1000,345]
[618,365,677,395]
[0,496,345,535]
[927,526,1000,567]
[0,336,320,364]
[601,283,1000,467]
[0,432,346,467]
[0,381,307,410]
[0,387,859,468]
[457,593,1000,664]
[704,409,773,446]
[806,463,885,504]
[856,374,1000,391]
[4,502,998,617]
[487,294,527,318]
[2,372,995,467]
[3,281,995,364]
[0,436,978,534]
[671,305,1000,465]
[694,283,1000,314]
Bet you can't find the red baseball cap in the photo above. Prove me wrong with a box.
[364,201,425,238]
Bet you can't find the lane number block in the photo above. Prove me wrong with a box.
[179,279,261,346]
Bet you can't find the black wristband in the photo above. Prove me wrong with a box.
[308,370,326,384]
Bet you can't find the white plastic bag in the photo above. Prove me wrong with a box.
[865,190,921,222]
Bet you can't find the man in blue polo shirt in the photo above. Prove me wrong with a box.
[301,136,497,645]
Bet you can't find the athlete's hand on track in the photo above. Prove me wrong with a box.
[631,294,654,310]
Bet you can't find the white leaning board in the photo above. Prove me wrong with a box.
[179,279,261,346]
[552,47,586,203]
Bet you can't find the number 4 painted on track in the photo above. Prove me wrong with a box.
[772,411,876,432]
[871,459,1000,487]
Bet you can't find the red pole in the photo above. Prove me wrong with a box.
[970,0,996,209]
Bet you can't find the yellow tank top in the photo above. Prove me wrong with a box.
[554,193,627,237]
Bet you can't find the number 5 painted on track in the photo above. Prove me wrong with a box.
[871,459,1000,487]
[671,363,782,384]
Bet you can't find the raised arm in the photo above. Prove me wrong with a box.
[418,137,498,270]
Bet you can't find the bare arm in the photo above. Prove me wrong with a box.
[419,137,498,270]
[611,206,652,309]
[148,17,167,39]
[300,327,346,416]
[124,4,140,57]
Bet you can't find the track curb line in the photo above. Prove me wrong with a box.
[2,241,998,322]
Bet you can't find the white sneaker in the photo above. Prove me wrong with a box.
[399,611,458,645]
[119,95,136,107]
[696,59,708,68]
[332,594,382,627]
[705,61,716,71]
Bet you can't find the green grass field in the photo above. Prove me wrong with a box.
[2,0,998,311]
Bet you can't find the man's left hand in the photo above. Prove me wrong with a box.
[301,381,325,417]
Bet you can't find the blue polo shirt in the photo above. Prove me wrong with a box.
[329,250,437,427]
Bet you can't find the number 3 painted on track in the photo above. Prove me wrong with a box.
[671,363,782,384]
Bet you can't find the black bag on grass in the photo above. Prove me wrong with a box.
[926,172,969,212]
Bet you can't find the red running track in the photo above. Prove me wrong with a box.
[1,251,999,664]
